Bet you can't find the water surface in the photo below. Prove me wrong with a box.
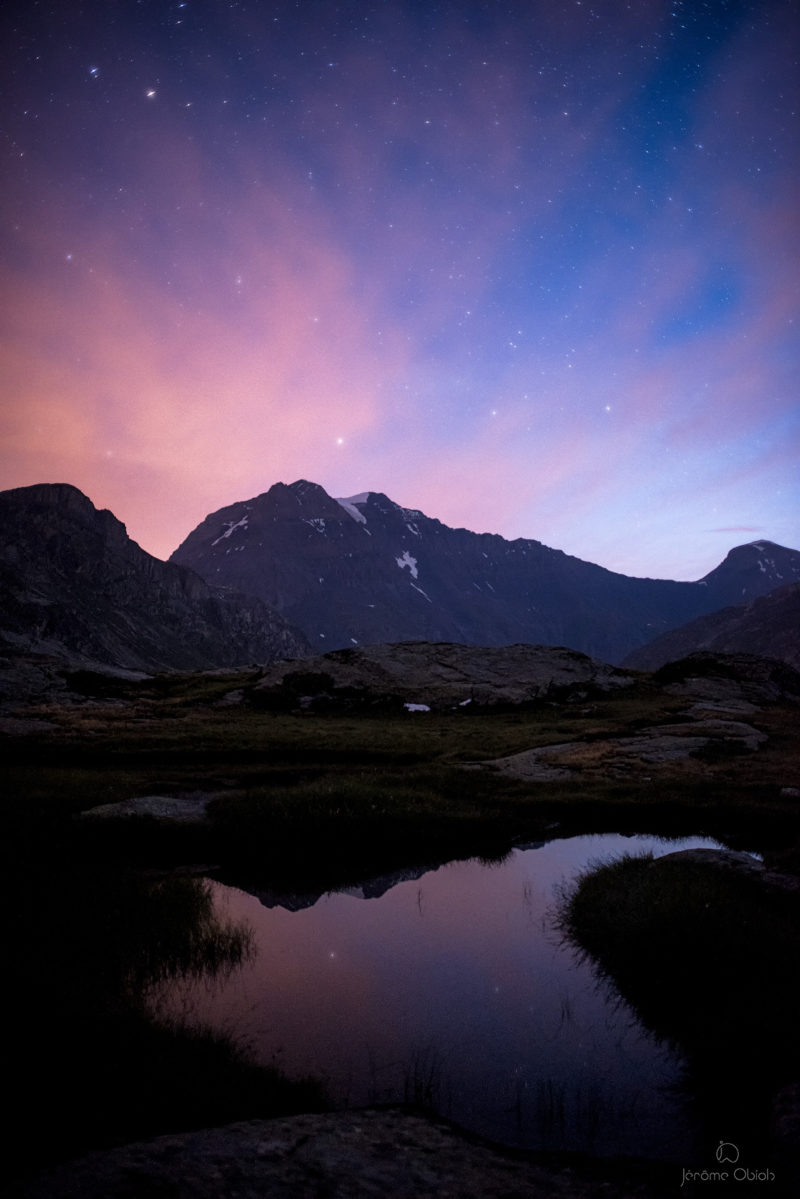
[161,833,728,1159]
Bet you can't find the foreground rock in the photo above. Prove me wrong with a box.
[79,793,216,824]
[16,1108,696,1198]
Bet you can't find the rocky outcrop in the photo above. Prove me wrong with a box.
[473,653,800,783]
[170,480,800,663]
[652,651,800,704]
[478,717,767,782]
[249,641,634,710]
[0,483,309,673]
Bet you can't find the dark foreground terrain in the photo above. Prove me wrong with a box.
[4,646,799,1194]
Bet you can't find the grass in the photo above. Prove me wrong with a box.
[7,857,329,1178]
[557,852,800,1155]
[5,678,799,883]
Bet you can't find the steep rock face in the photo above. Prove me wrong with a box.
[623,583,800,671]
[0,483,309,672]
[170,480,800,663]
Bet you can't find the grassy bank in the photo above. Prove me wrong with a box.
[5,675,800,887]
[7,860,328,1178]
[557,852,800,1155]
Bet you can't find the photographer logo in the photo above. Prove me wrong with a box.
[716,1141,739,1164]
[679,1141,775,1187]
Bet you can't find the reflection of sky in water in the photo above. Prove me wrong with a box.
[161,833,725,1159]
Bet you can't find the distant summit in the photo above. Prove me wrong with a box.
[698,540,800,598]
[0,483,309,673]
[169,480,800,664]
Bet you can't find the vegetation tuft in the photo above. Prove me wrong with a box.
[7,859,328,1178]
[557,852,800,1155]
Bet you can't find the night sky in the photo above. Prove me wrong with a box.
[2,0,798,580]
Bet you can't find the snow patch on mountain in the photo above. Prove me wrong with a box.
[336,494,370,524]
[211,515,249,546]
[396,550,418,579]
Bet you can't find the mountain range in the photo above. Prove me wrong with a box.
[171,479,800,665]
[1,479,798,681]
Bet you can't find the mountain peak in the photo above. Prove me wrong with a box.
[0,483,309,671]
[731,539,785,556]
[5,481,107,517]
[700,540,800,598]
[286,479,327,498]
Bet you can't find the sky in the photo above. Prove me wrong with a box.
[1,0,798,581]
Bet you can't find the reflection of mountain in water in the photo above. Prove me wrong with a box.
[234,862,438,912]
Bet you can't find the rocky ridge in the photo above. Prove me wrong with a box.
[623,582,800,671]
[170,480,800,664]
[0,483,309,673]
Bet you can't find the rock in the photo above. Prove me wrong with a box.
[477,715,767,782]
[654,653,800,706]
[79,793,216,824]
[654,848,765,875]
[250,641,634,711]
[654,848,800,893]
[15,1108,688,1198]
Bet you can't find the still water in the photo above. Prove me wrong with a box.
[160,833,727,1160]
